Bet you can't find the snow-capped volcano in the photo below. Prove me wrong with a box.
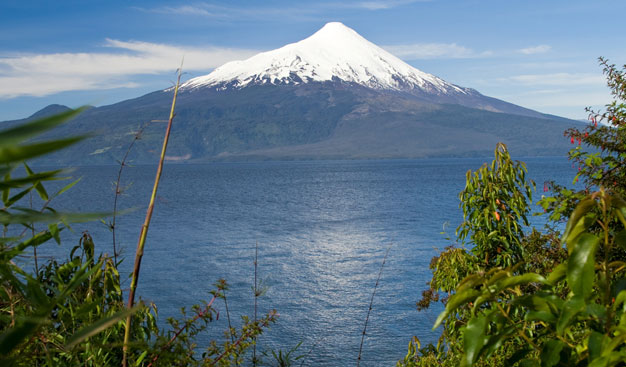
[8,22,578,165]
[181,22,468,96]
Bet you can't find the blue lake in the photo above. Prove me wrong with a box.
[31,157,577,366]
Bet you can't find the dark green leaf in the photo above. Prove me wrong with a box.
[0,211,108,225]
[24,163,49,201]
[564,214,596,254]
[433,289,481,329]
[525,310,556,323]
[0,230,53,261]
[557,296,585,336]
[546,263,567,286]
[0,318,43,355]
[586,303,607,320]
[540,339,565,367]
[463,313,490,366]
[48,223,61,244]
[615,229,626,251]
[0,108,83,146]
[0,136,86,164]
[588,331,607,362]
[495,273,546,292]
[25,277,49,308]
[506,348,532,366]
[563,198,596,242]
[567,233,598,298]
[615,290,626,312]
[612,196,626,228]
[0,170,63,190]
[518,358,541,367]
[4,187,33,208]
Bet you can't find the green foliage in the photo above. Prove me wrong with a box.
[410,143,540,366]
[0,110,277,366]
[436,191,626,366]
[457,142,535,268]
[405,58,626,366]
[261,341,305,367]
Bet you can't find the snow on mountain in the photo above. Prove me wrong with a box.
[181,22,469,96]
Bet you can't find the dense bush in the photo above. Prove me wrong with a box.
[0,109,277,366]
[401,59,626,366]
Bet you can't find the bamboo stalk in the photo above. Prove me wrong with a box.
[122,65,183,367]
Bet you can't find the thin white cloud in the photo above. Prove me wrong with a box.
[154,5,215,17]
[140,1,426,20]
[502,73,604,86]
[517,45,551,55]
[0,40,258,98]
[355,0,429,10]
[137,3,319,21]
[384,43,492,59]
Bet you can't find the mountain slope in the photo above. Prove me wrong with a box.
[181,22,545,118]
[1,22,581,164]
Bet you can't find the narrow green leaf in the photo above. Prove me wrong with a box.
[0,211,108,225]
[495,273,546,292]
[135,350,148,366]
[53,261,101,304]
[0,108,83,146]
[24,163,48,201]
[0,230,53,261]
[615,290,626,312]
[2,172,9,206]
[48,223,61,244]
[0,170,63,190]
[0,236,24,245]
[546,263,567,286]
[0,136,86,164]
[4,187,34,208]
[53,177,81,198]
[612,196,626,228]
[65,305,141,348]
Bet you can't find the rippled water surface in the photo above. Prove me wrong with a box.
[35,157,576,366]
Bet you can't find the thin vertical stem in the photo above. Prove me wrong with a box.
[253,240,259,366]
[223,288,235,343]
[357,245,391,367]
[122,65,182,367]
[112,122,149,267]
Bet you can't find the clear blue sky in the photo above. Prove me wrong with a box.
[1,0,624,120]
